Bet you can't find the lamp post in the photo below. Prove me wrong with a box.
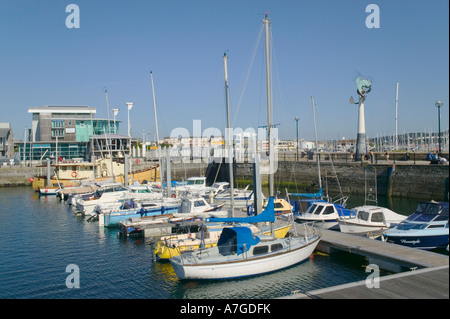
[295,116,299,161]
[435,100,443,154]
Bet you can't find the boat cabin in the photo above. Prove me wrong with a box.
[353,208,386,224]
[217,227,260,256]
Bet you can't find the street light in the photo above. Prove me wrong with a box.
[295,116,299,161]
[435,100,443,154]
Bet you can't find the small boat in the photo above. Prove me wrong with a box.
[213,185,260,208]
[295,201,352,230]
[338,205,406,237]
[98,197,181,227]
[74,182,129,215]
[38,187,60,196]
[115,196,227,234]
[382,201,449,250]
[169,197,320,280]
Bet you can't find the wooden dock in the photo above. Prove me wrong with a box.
[282,265,449,299]
[290,223,448,271]
[284,223,448,298]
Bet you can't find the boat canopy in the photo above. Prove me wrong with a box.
[209,197,276,224]
[217,227,260,256]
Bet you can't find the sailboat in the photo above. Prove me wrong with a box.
[169,15,320,280]
[169,197,320,279]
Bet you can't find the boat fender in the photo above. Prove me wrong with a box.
[247,204,254,216]
[161,206,165,215]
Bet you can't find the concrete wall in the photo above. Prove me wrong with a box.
[235,161,449,201]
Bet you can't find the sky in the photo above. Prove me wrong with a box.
[0,0,448,142]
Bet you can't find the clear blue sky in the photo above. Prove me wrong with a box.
[1,0,448,142]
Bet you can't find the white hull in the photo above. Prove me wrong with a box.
[170,236,320,280]
[338,221,387,234]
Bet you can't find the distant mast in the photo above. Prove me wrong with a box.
[223,52,235,216]
[395,83,399,150]
[150,71,163,183]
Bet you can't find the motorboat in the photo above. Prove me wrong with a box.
[74,182,129,215]
[338,205,406,236]
[169,197,320,280]
[97,197,181,227]
[213,184,260,208]
[382,201,449,250]
[115,196,228,234]
[295,201,352,230]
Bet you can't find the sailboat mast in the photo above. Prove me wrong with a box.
[263,14,274,197]
[395,82,399,150]
[150,71,164,183]
[223,53,235,216]
[311,96,322,192]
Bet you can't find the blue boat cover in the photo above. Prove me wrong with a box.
[289,188,323,199]
[209,197,276,223]
[217,227,261,255]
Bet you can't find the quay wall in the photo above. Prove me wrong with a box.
[234,161,449,201]
[1,161,448,201]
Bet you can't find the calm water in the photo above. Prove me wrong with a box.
[0,187,424,299]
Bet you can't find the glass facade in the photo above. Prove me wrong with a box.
[18,142,90,161]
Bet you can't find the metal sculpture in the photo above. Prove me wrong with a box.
[350,74,372,161]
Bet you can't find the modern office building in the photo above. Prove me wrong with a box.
[19,105,125,162]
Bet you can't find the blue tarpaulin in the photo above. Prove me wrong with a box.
[209,197,276,224]
[217,227,260,255]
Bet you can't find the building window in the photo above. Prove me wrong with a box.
[52,129,64,137]
[52,120,65,128]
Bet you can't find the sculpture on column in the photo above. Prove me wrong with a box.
[350,74,372,161]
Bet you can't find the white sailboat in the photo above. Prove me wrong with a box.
[169,15,320,280]
[169,197,320,280]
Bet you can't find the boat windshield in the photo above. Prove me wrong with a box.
[178,200,192,214]
[187,179,205,186]
[305,204,322,215]
[357,211,370,221]
[371,212,384,223]
[404,202,449,223]
[322,206,335,215]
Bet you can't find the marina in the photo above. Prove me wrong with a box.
[0,2,448,304]
[0,185,447,299]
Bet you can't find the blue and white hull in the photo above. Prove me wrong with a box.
[383,229,449,250]
[99,205,179,227]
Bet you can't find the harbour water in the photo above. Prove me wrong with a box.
[0,186,431,299]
